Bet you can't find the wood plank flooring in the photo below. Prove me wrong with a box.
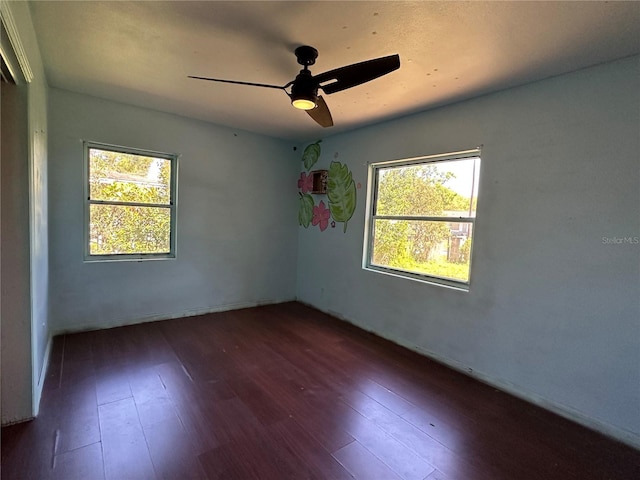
[2,302,638,479]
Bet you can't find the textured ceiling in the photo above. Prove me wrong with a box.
[29,1,640,141]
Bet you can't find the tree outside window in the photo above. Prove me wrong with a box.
[85,143,177,260]
[366,151,480,287]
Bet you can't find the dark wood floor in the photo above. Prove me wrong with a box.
[2,302,638,479]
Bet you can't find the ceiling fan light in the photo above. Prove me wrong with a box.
[292,97,317,110]
[291,69,318,110]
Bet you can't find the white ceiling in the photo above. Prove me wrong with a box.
[29,1,640,141]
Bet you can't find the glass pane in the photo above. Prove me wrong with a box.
[375,157,479,217]
[89,148,171,204]
[370,219,473,282]
[89,204,171,255]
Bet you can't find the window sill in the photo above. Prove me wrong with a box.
[363,265,470,292]
[84,254,176,263]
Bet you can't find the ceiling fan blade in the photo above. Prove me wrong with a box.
[315,54,400,95]
[306,96,334,128]
[188,76,286,91]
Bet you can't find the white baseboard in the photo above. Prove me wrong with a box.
[393,335,640,450]
[0,336,52,426]
[0,416,35,427]
[307,302,640,450]
[49,298,640,450]
[53,297,296,335]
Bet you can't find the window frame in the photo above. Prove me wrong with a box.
[83,141,178,262]
[363,148,481,290]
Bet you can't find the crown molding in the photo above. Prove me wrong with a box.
[0,0,34,83]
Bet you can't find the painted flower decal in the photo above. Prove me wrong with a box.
[297,171,313,193]
[312,200,331,231]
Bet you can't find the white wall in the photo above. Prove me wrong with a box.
[48,89,299,332]
[24,17,49,417]
[1,0,49,424]
[296,56,640,446]
[1,81,32,423]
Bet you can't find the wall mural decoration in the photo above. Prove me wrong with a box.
[298,140,357,233]
[297,171,313,193]
[312,200,331,231]
[302,140,322,170]
[298,192,314,228]
[327,161,356,232]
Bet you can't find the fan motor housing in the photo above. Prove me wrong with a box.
[295,46,319,66]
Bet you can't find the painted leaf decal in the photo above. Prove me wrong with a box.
[302,140,322,171]
[327,161,356,233]
[298,193,314,228]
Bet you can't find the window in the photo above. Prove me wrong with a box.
[364,149,481,289]
[85,142,177,260]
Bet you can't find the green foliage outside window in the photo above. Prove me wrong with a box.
[371,160,477,283]
[87,146,175,257]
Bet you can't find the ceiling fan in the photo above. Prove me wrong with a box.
[189,46,400,128]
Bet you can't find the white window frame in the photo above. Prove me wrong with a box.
[84,141,178,261]
[363,148,481,290]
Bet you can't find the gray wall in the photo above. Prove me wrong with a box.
[48,89,299,332]
[1,81,32,423]
[1,0,49,424]
[296,56,640,446]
